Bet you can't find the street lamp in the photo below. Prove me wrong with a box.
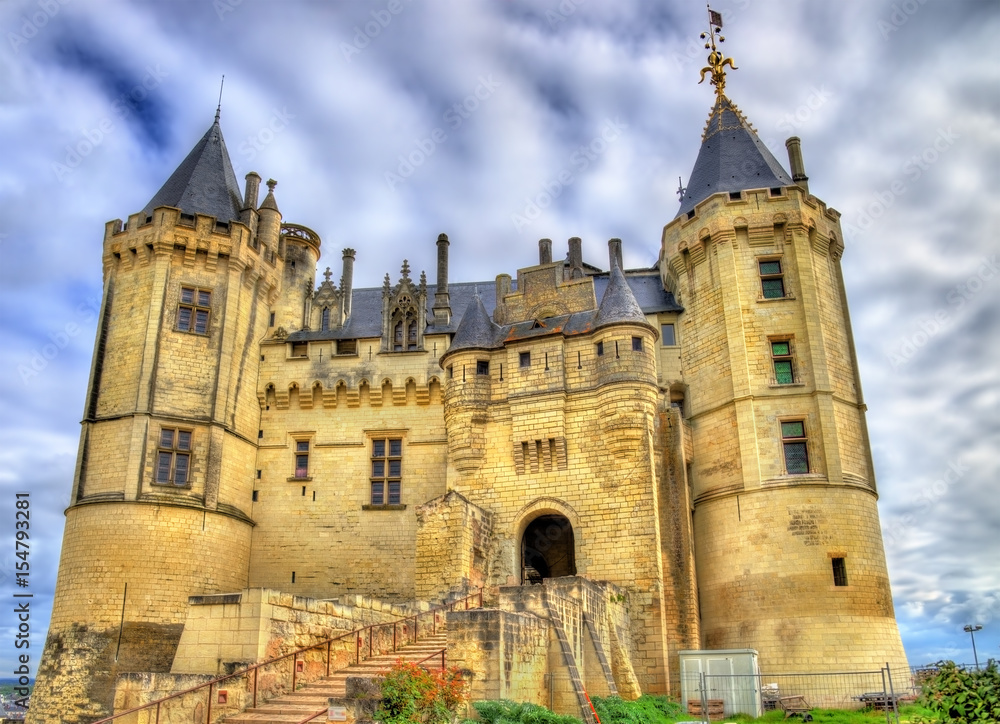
[963,624,983,669]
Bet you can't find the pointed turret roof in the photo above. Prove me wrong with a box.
[594,265,649,330]
[142,118,243,222]
[676,95,793,218]
[448,294,500,352]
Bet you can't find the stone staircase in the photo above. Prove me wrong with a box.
[223,631,449,724]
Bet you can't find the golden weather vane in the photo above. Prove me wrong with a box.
[698,5,738,98]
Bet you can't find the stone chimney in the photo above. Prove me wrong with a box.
[433,233,452,326]
[785,137,809,194]
[539,238,553,264]
[494,273,512,325]
[341,248,356,320]
[568,237,584,280]
[608,238,623,271]
[240,172,261,230]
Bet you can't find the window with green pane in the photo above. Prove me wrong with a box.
[759,259,785,299]
[371,437,402,505]
[771,339,794,384]
[781,420,809,474]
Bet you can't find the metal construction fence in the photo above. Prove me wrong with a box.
[684,666,910,724]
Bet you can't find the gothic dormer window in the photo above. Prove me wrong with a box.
[381,261,428,353]
[312,267,345,333]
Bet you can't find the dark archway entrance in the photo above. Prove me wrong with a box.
[521,514,575,584]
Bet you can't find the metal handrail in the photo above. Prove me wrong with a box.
[90,588,481,724]
[292,647,448,724]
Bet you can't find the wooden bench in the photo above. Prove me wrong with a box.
[686,698,725,721]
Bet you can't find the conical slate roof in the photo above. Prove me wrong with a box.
[676,95,792,217]
[594,265,648,329]
[448,294,499,351]
[142,119,243,222]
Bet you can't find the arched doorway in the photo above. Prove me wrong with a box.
[521,514,575,584]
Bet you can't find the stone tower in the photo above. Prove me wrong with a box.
[29,117,290,721]
[659,24,909,673]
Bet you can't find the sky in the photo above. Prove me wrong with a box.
[0,0,997,678]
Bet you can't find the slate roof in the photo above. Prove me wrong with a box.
[143,119,244,222]
[448,294,501,352]
[676,94,793,217]
[286,269,680,343]
[594,265,650,329]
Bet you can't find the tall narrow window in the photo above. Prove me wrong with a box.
[407,321,418,351]
[321,307,330,331]
[177,287,211,334]
[771,340,795,384]
[294,440,310,478]
[632,336,643,352]
[661,323,676,346]
[393,320,404,351]
[781,421,809,474]
[371,438,402,505]
[596,341,604,356]
[832,557,848,586]
[759,259,786,299]
[156,428,191,486]
[520,351,531,368]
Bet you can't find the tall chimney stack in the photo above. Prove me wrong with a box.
[433,233,452,326]
[608,238,623,271]
[785,137,809,194]
[341,248,356,321]
[539,238,553,264]
[568,237,584,279]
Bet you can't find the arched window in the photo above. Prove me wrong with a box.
[321,307,330,332]
[390,295,419,352]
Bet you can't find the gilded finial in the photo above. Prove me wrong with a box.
[698,5,737,98]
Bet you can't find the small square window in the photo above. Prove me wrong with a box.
[519,351,531,368]
[177,286,211,334]
[371,481,384,506]
[291,342,308,357]
[661,323,676,346]
[632,336,643,352]
[476,360,489,375]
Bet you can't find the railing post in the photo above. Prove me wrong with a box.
[393,622,397,652]
[357,634,361,664]
[254,666,259,708]
[327,640,332,676]
[886,663,899,724]
[207,682,213,724]
[155,700,161,724]
[370,626,374,657]
[699,672,708,724]
[293,654,298,691]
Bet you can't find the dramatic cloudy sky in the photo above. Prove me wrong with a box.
[1,0,997,677]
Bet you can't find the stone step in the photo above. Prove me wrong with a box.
[223,633,449,724]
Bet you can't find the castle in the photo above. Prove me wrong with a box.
[30,24,909,723]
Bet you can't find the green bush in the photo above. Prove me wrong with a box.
[590,695,684,724]
[472,699,582,724]
[377,661,467,724]
[915,660,1000,724]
